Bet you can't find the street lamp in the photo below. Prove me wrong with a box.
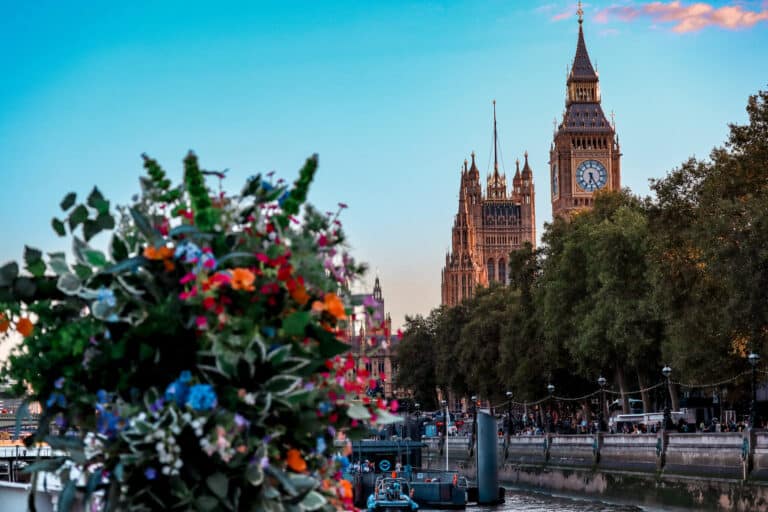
[506,391,513,436]
[597,376,607,432]
[662,365,672,430]
[440,399,448,436]
[749,352,760,429]
[547,384,555,433]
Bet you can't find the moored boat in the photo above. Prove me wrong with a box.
[366,476,418,511]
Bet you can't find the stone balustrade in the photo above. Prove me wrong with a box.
[599,433,659,473]
[548,434,598,468]
[664,432,747,478]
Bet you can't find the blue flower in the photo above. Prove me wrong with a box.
[96,409,123,439]
[46,393,66,408]
[96,390,108,403]
[97,287,117,307]
[174,241,202,263]
[164,381,189,407]
[54,377,65,389]
[144,467,157,480]
[316,436,327,454]
[179,371,192,384]
[186,384,217,411]
[278,190,290,206]
[261,180,274,193]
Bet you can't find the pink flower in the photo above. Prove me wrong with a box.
[195,316,208,330]
[180,273,196,284]
[179,288,197,300]
[390,399,399,413]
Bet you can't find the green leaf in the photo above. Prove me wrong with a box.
[87,186,110,214]
[110,235,129,262]
[300,491,327,511]
[83,219,101,242]
[104,256,145,274]
[130,207,162,245]
[57,479,76,512]
[0,261,19,287]
[23,456,68,473]
[13,401,29,440]
[48,256,69,276]
[83,249,108,267]
[347,403,372,420]
[288,474,318,493]
[246,463,264,487]
[52,217,66,236]
[264,375,302,396]
[57,273,82,295]
[282,311,310,337]
[13,277,36,300]
[206,472,229,499]
[24,246,42,265]
[68,204,89,230]
[60,192,76,211]
[24,245,45,277]
[197,496,220,512]
[96,212,115,230]
[73,263,93,280]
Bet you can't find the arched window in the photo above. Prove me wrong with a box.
[498,260,507,285]
[487,259,495,282]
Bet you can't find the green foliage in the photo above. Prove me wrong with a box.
[401,88,768,410]
[0,152,388,511]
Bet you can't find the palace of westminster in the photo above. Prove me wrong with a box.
[346,7,624,398]
[441,7,622,306]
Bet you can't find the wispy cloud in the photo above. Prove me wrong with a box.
[596,1,768,33]
[599,27,621,35]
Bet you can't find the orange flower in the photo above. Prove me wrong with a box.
[0,314,9,333]
[230,268,255,291]
[143,245,174,260]
[286,449,307,472]
[324,293,346,320]
[339,479,353,499]
[16,317,34,338]
[290,284,310,305]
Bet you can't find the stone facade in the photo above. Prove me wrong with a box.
[440,105,536,307]
[550,7,621,218]
[346,277,399,398]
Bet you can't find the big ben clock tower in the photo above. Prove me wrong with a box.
[551,1,621,218]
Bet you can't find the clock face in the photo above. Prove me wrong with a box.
[576,160,608,192]
[552,163,559,198]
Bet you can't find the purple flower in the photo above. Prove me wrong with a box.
[149,398,165,413]
[54,377,65,389]
[260,456,270,469]
[144,467,157,480]
[234,413,250,429]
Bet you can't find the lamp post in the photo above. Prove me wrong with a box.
[506,391,513,436]
[597,376,607,432]
[414,402,421,440]
[749,352,760,429]
[547,383,555,433]
[662,365,672,430]
[470,395,478,451]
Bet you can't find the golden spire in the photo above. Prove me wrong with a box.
[577,1,584,24]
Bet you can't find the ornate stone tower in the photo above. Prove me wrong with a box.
[550,2,621,218]
[441,102,536,306]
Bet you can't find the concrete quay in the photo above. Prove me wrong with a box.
[421,432,768,511]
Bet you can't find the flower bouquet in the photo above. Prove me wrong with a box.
[0,153,399,511]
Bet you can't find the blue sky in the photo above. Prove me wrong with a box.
[1,1,766,329]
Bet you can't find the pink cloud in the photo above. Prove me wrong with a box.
[552,8,575,21]
[596,1,768,32]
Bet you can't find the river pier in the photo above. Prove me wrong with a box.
[421,431,768,511]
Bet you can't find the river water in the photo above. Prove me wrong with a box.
[454,489,649,512]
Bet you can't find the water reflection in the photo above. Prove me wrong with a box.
[454,489,644,512]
